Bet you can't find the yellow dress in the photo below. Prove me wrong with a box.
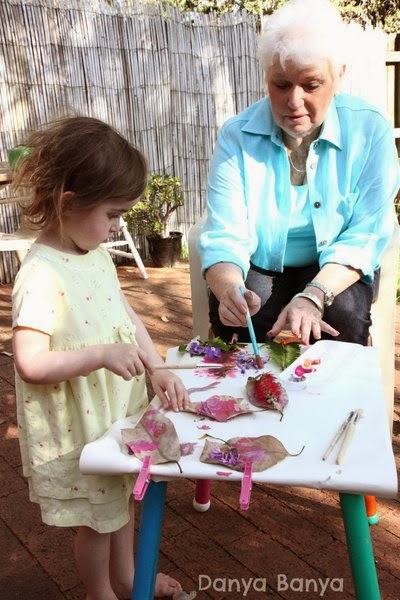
[12,244,148,533]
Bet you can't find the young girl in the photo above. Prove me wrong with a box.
[11,116,189,600]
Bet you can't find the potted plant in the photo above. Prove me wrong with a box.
[125,173,184,267]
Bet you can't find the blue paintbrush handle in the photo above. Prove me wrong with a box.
[239,286,260,358]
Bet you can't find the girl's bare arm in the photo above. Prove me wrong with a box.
[121,292,189,410]
[13,327,150,384]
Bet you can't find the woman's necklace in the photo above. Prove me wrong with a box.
[287,151,306,173]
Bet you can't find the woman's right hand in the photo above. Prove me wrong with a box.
[205,263,261,327]
[102,343,151,380]
[218,286,261,327]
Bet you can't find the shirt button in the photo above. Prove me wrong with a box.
[314,141,319,149]
[314,201,321,208]
[319,240,327,246]
[310,163,316,170]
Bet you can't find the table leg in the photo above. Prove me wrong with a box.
[132,480,167,600]
[193,479,211,512]
[364,495,380,525]
[339,493,381,600]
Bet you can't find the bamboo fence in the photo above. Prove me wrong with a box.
[0,0,396,282]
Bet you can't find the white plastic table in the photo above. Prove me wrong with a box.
[80,340,398,599]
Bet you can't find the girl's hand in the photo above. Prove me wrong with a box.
[102,344,151,380]
[149,370,190,412]
[267,296,339,346]
[218,286,261,327]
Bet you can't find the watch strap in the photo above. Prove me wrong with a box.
[305,281,334,306]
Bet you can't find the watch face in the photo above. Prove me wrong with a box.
[307,282,334,306]
[325,294,334,306]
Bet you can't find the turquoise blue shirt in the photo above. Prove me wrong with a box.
[284,184,316,266]
[198,94,400,283]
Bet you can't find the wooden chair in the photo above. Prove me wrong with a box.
[1,163,149,280]
[0,210,148,281]
[187,213,210,340]
[0,212,37,256]
[0,201,148,281]
[369,214,400,426]
[103,218,148,279]
[0,194,38,272]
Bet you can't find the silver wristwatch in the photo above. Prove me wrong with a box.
[306,281,334,306]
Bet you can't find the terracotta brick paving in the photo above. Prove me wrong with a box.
[0,262,399,600]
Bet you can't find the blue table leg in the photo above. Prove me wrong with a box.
[132,480,167,600]
[339,493,381,600]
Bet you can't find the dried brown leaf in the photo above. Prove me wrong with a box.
[200,435,304,472]
[122,408,180,464]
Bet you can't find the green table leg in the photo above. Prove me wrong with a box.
[339,493,381,600]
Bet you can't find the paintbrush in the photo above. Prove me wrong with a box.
[154,363,224,370]
[322,410,355,461]
[239,286,263,369]
[335,409,363,465]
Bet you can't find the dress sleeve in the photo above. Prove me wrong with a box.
[12,260,61,335]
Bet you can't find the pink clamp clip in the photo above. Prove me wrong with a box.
[132,455,151,501]
[239,462,253,510]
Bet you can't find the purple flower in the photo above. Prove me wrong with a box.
[209,447,241,466]
[205,346,222,360]
[235,350,270,373]
[187,340,206,356]
[180,442,197,456]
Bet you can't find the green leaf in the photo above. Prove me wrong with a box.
[265,340,301,371]
[205,337,240,352]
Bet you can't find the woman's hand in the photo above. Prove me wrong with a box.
[149,370,190,412]
[205,263,261,326]
[218,286,261,327]
[267,296,339,346]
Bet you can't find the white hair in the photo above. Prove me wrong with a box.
[258,0,349,76]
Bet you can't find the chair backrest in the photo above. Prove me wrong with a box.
[102,217,148,279]
[0,194,37,283]
[187,213,209,339]
[369,218,400,426]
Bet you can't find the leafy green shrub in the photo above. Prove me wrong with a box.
[163,0,399,32]
[125,173,184,238]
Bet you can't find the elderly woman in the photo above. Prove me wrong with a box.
[198,0,399,346]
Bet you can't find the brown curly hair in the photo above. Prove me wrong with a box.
[12,116,148,229]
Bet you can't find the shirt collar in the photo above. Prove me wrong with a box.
[241,98,283,146]
[319,98,342,149]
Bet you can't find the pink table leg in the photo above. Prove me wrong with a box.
[193,479,211,512]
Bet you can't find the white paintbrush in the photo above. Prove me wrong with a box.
[154,363,224,370]
[335,409,363,465]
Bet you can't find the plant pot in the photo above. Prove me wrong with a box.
[146,232,182,267]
